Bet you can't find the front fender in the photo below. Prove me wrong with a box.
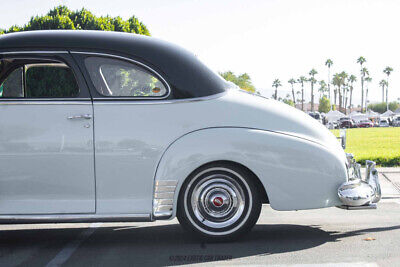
[153,127,347,219]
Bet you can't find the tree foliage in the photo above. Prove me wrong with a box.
[0,6,150,35]
[318,96,331,113]
[281,98,294,107]
[271,78,282,100]
[368,102,399,113]
[219,71,256,93]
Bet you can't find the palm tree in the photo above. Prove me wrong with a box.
[332,72,347,112]
[325,59,333,103]
[348,75,357,112]
[342,81,349,114]
[318,80,327,99]
[339,72,348,111]
[379,79,388,103]
[296,91,301,105]
[364,76,372,111]
[383,66,393,110]
[360,67,369,112]
[331,79,338,106]
[357,56,366,112]
[297,76,307,111]
[309,69,318,111]
[288,78,296,104]
[272,79,282,100]
[332,73,341,109]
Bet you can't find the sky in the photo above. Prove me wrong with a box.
[1,0,399,106]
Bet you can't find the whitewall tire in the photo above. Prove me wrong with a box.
[177,162,262,241]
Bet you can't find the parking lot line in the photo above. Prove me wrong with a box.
[45,223,102,267]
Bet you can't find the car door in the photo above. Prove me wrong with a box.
[72,52,174,215]
[0,52,95,214]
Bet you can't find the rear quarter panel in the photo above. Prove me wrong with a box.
[155,127,347,217]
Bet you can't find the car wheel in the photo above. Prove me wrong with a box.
[177,163,262,241]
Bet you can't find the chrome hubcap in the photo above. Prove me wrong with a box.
[190,174,245,229]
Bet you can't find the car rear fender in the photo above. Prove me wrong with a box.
[152,127,347,219]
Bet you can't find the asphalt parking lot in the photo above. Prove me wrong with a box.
[0,169,399,267]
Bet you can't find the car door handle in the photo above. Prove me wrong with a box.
[67,114,92,120]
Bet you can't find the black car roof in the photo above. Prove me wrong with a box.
[0,30,228,99]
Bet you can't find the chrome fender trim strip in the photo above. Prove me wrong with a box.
[0,213,151,224]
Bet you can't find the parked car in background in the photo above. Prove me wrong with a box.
[379,119,390,127]
[327,121,339,129]
[0,30,382,241]
[339,117,355,128]
[308,111,323,124]
[393,117,400,127]
[357,119,374,128]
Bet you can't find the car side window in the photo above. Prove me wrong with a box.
[0,61,79,99]
[0,67,24,98]
[25,64,79,98]
[85,57,168,98]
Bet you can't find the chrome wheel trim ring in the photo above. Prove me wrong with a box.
[183,167,253,236]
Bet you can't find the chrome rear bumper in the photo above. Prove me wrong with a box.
[337,154,381,210]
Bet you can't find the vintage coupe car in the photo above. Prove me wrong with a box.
[0,31,381,240]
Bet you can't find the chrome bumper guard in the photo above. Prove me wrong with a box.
[337,153,381,210]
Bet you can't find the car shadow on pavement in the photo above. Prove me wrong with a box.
[1,223,399,266]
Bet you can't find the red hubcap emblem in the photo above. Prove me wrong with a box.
[213,197,223,207]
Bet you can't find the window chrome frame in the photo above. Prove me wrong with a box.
[0,50,91,101]
[0,50,228,104]
[72,51,172,100]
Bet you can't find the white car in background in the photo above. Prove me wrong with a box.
[393,116,400,127]
[379,119,390,127]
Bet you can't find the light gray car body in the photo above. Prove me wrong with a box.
[0,84,348,221]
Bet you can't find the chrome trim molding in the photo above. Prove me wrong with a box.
[0,213,151,224]
[92,91,227,105]
[71,51,172,100]
[0,51,68,55]
[338,154,381,209]
[0,99,92,105]
[153,180,178,219]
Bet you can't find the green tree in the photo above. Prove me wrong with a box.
[357,56,367,112]
[219,71,256,93]
[325,59,333,102]
[272,79,282,100]
[379,79,388,103]
[318,96,331,113]
[383,66,393,111]
[308,68,318,111]
[0,6,150,35]
[288,78,296,104]
[282,98,294,107]
[297,76,307,111]
[368,102,399,113]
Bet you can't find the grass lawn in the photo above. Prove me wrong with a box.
[331,127,400,167]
